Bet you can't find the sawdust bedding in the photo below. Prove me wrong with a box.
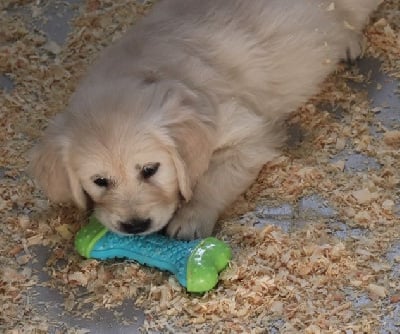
[1,0,399,333]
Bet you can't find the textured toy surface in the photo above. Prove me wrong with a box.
[75,216,232,293]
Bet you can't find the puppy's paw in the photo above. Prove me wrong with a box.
[344,33,366,64]
[166,204,217,240]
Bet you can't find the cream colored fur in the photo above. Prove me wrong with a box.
[29,0,381,239]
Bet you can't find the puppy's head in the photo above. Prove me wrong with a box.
[28,77,215,234]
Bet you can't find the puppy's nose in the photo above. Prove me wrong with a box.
[120,218,151,234]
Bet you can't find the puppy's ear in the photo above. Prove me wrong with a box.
[157,84,216,202]
[28,114,86,209]
[163,142,193,202]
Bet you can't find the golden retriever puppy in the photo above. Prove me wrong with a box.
[29,0,381,239]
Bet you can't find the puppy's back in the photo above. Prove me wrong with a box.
[80,0,380,119]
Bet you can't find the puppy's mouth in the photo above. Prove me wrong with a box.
[119,218,152,235]
[91,200,179,236]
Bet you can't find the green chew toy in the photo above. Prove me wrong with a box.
[75,216,232,293]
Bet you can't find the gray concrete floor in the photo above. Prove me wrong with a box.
[2,1,399,333]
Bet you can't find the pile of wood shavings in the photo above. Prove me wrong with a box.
[366,0,400,78]
[1,0,399,333]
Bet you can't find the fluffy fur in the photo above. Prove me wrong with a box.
[29,0,381,239]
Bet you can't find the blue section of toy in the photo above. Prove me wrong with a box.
[90,231,201,287]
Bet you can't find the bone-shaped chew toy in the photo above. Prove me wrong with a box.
[74,216,232,293]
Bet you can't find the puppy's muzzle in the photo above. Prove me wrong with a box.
[120,218,151,234]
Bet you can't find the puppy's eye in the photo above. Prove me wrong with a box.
[141,163,160,179]
[93,177,110,188]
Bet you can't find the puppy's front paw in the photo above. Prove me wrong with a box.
[344,32,365,64]
[166,204,217,240]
